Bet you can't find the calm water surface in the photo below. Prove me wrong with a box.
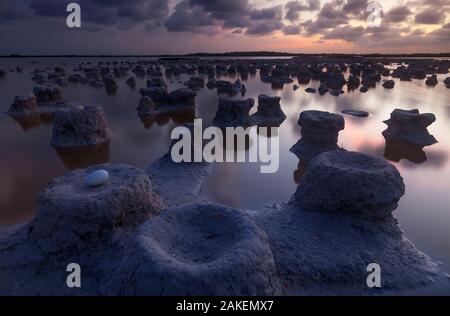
[0,57,449,273]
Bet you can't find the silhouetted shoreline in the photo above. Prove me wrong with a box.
[1,52,450,58]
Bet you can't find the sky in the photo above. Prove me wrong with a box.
[0,0,449,55]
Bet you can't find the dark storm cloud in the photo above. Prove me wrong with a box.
[304,1,349,35]
[342,0,368,17]
[309,0,321,11]
[190,0,252,28]
[385,6,413,23]
[249,5,283,20]
[285,0,320,22]
[1,0,449,53]
[409,0,450,8]
[414,8,446,24]
[335,21,450,51]
[0,0,33,22]
[165,0,252,33]
[11,0,169,29]
[322,25,365,41]
[282,24,302,35]
[164,0,216,32]
[246,5,285,35]
[245,20,284,35]
[165,0,286,35]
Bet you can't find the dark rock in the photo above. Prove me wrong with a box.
[137,96,156,118]
[7,94,38,115]
[213,98,255,128]
[323,72,346,90]
[382,109,437,147]
[383,80,395,89]
[347,74,360,90]
[140,87,168,103]
[318,83,328,95]
[290,110,345,159]
[329,89,344,97]
[183,77,205,90]
[410,68,427,80]
[381,69,391,77]
[33,84,62,103]
[399,72,412,81]
[341,110,369,118]
[216,80,235,95]
[126,76,136,88]
[206,79,217,89]
[0,163,163,295]
[261,75,293,85]
[33,164,162,243]
[250,95,286,126]
[107,203,281,296]
[69,74,88,84]
[240,83,247,96]
[51,106,112,148]
[232,79,244,95]
[305,87,316,93]
[361,70,381,87]
[294,150,405,220]
[54,66,66,74]
[32,72,47,83]
[50,77,68,88]
[425,75,438,86]
[165,89,196,108]
[140,88,196,109]
[297,70,312,84]
[103,76,118,95]
[147,77,167,89]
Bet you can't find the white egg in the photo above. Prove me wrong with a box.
[85,169,109,187]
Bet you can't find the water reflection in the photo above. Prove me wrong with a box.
[397,149,448,169]
[8,113,41,130]
[54,142,110,170]
[384,140,427,164]
[7,111,55,131]
[293,159,311,184]
[270,83,285,90]
[140,108,195,129]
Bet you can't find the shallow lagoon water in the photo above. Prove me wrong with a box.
[0,57,449,274]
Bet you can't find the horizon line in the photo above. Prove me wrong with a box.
[1,51,450,58]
